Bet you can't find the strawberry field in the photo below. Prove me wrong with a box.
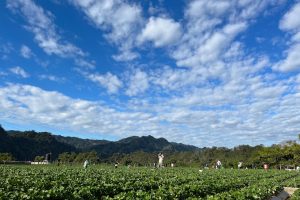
[0,165,299,199]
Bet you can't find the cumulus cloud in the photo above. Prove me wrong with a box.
[275,2,300,72]
[150,66,204,91]
[139,17,182,47]
[0,84,156,138]
[112,51,139,62]
[7,0,84,57]
[20,45,33,58]
[279,3,300,31]
[71,0,143,61]
[86,72,123,94]
[177,22,247,67]
[2,0,300,147]
[126,69,149,96]
[1,60,300,148]
[7,0,93,67]
[171,0,281,70]
[9,66,29,78]
[274,44,300,72]
[74,58,96,69]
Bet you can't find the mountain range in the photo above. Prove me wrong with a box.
[0,125,198,161]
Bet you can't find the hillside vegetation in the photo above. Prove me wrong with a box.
[1,125,300,168]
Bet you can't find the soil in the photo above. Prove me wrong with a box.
[270,187,298,200]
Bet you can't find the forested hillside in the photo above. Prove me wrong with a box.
[54,135,109,150]
[0,125,198,161]
[0,127,76,161]
[1,125,300,168]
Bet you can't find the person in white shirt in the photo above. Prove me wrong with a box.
[238,162,243,169]
[158,153,164,168]
[83,160,89,169]
[216,160,222,169]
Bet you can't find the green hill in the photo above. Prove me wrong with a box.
[0,125,198,161]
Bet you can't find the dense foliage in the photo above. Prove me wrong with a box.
[58,151,99,164]
[54,135,109,150]
[0,165,299,199]
[0,153,14,162]
[0,126,76,161]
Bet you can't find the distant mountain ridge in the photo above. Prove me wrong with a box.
[0,125,198,161]
[89,135,198,158]
[54,135,110,150]
[1,130,76,161]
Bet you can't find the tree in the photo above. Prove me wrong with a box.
[34,156,44,162]
[58,152,77,163]
[0,125,6,136]
[74,151,99,164]
[86,151,99,164]
[0,153,14,162]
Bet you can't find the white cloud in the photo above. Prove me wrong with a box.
[112,51,139,62]
[71,0,143,61]
[9,66,29,78]
[7,0,93,67]
[0,43,14,60]
[171,0,281,70]
[20,45,33,58]
[176,22,247,68]
[151,66,204,91]
[139,17,182,47]
[2,0,300,147]
[1,62,300,148]
[39,75,65,82]
[126,69,149,96]
[86,72,123,94]
[74,58,96,69]
[279,2,300,31]
[274,44,300,72]
[0,84,155,139]
[275,2,300,72]
[187,0,230,18]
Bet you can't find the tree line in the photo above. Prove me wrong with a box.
[1,124,300,168]
[1,141,300,168]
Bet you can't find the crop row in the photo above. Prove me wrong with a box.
[206,172,298,200]
[290,189,300,200]
[0,165,299,199]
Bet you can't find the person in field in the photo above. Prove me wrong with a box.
[158,153,164,168]
[216,160,222,169]
[83,160,89,169]
[238,162,243,169]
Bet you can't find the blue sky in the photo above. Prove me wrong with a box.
[1,0,300,147]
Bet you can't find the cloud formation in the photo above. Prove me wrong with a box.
[2,0,300,147]
[7,0,94,67]
[7,0,84,57]
[0,79,299,147]
[86,72,123,94]
[20,45,33,59]
[139,17,182,47]
[126,69,149,96]
[275,2,300,72]
[9,66,29,78]
[71,0,143,61]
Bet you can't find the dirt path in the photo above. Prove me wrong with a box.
[270,187,298,200]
